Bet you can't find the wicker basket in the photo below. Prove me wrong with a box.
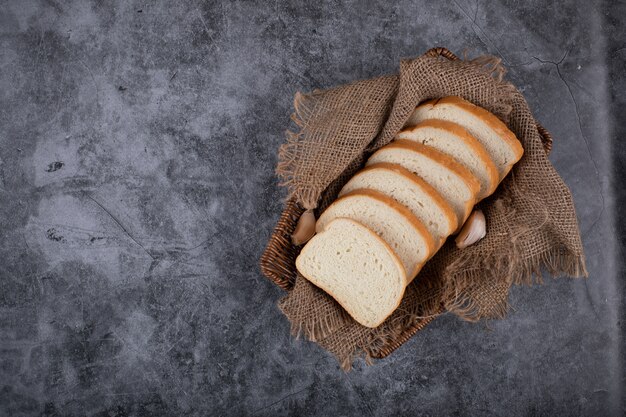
[259,47,554,358]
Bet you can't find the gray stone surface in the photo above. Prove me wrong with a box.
[0,0,623,415]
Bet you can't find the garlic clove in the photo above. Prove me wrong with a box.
[455,210,487,249]
[291,209,316,246]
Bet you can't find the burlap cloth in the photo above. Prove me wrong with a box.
[260,47,587,369]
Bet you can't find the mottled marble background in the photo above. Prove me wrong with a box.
[0,0,623,416]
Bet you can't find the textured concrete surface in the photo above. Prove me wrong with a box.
[0,0,623,415]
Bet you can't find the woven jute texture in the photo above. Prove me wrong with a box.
[260,47,587,369]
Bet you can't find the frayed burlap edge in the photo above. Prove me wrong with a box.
[443,246,588,322]
[277,91,320,210]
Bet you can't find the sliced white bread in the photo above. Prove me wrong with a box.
[316,189,435,283]
[405,96,524,180]
[338,162,457,248]
[296,218,406,328]
[397,119,499,200]
[367,140,480,227]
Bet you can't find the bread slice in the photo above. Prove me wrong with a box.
[338,162,457,248]
[404,96,523,180]
[397,119,499,200]
[367,140,480,227]
[296,218,406,328]
[316,189,435,283]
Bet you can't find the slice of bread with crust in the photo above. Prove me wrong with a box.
[296,218,406,328]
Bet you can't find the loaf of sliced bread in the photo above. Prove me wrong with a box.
[316,189,435,282]
[397,120,499,200]
[405,96,523,180]
[367,140,480,227]
[338,162,457,248]
[296,218,406,328]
